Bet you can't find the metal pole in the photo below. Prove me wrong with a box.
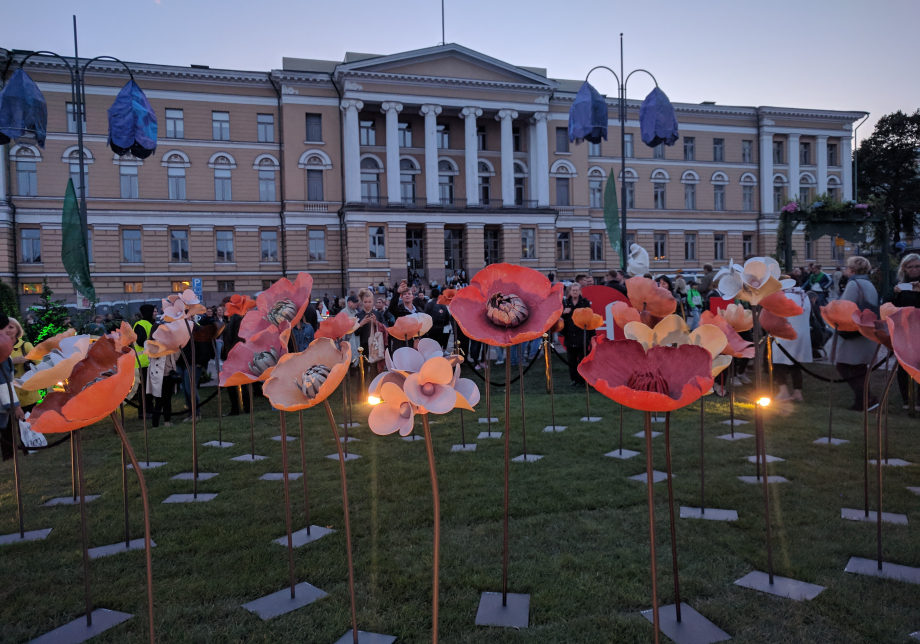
[619,32,628,271]
[664,413,681,622]
[502,357,512,605]
[864,345,879,516]
[700,398,705,514]
[8,383,25,538]
[422,414,441,644]
[122,444,130,547]
[485,350,492,435]
[643,411,659,644]
[75,429,93,626]
[753,307,774,583]
[619,404,624,454]
[248,383,255,458]
[213,339,222,446]
[518,348,527,459]
[583,329,590,420]
[299,410,310,535]
[828,329,838,443]
[279,412,296,598]
[72,16,88,224]
[545,334,556,431]
[876,367,898,570]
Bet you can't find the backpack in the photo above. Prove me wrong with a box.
[429,303,450,327]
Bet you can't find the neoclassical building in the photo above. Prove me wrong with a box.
[0,44,866,307]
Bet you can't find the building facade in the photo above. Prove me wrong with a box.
[0,44,867,308]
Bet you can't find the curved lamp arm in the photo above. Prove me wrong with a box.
[80,55,135,82]
[18,50,75,76]
[585,65,621,87]
[624,68,659,90]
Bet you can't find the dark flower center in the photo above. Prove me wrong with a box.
[264,298,297,326]
[296,364,331,399]
[249,347,279,375]
[486,292,529,328]
[627,368,670,395]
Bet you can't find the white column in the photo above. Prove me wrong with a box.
[341,99,364,203]
[496,109,518,206]
[533,112,550,207]
[816,135,828,196]
[759,133,773,214]
[787,134,800,200]
[420,104,442,206]
[841,136,853,200]
[381,102,403,204]
[527,123,539,203]
[461,107,482,206]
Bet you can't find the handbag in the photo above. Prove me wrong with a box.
[368,319,385,364]
[19,419,47,449]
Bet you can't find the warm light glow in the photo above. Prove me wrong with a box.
[757,397,771,407]
[367,396,381,406]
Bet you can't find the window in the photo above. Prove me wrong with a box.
[556,231,571,261]
[444,228,464,271]
[170,229,189,263]
[772,141,784,164]
[514,176,526,206]
[172,280,191,293]
[742,185,754,211]
[623,133,634,158]
[21,229,41,263]
[120,165,138,199]
[828,180,840,201]
[307,169,324,202]
[555,177,570,206]
[398,122,412,148]
[589,179,603,208]
[124,282,143,293]
[214,168,232,200]
[360,120,376,146]
[555,128,569,153]
[369,226,385,258]
[624,182,635,209]
[168,167,186,200]
[743,234,753,257]
[212,112,230,141]
[257,114,274,143]
[683,137,695,161]
[479,175,490,204]
[308,229,326,261]
[625,232,636,249]
[438,160,454,205]
[66,102,86,134]
[165,109,184,138]
[588,141,601,157]
[262,280,274,290]
[218,281,235,292]
[484,229,500,266]
[827,143,839,167]
[804,234,813,260]
[742,140,753,164]
[123,229,142,263]
[17,161,37,196]
[513,127,522,152]
[654,183,666,209]
[684,183,696,210]
[261,230,279,262]
[800,185,812,204]
[684,233,697,260]
[800,142,811,165]
[773,180,785,211]
[653,143,665,159]
[521,228,536,259]
[216,230,234,262]
[399,159,416,204]
[713,234,726,261]
[305,114,323,142]
[712,138,724,162]
[259,169,276,201]
[360,157,381,203]
[477,126,486,151]
[22,283,42,295]
[70,164,88,198]
[654,233,667,260]
[832,237,845,262]
[590,232,603,261]
[714,184,725,211]
[436,124,449,149]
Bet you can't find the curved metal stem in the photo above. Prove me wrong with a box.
[644,411,660,644]
[700,398,705,513]
[664,413,680,621]
[864,344,880,516]
[502,356,511,604]
[299,410,310,535]
[876,366,899,569]
[75,429,92,626]
[518,348,527,458]
[422,414,440,644]
[585,65,621,86]
[753,307,773,582]
[279,411,296,598]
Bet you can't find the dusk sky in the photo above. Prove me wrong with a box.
[3,0,918,140]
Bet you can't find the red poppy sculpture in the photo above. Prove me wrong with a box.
[240,272,314,340]
[885,307,920,386]
[625,276,677,321]
[220,323,290,387]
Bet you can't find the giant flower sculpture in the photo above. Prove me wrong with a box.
[572,307,604,331]
[609,301,641,330]
[821,299,860,333]
[623,315,731,379]
[107,321,138,352]
[162,289,205,322]
[315,311,360,341]
[225,294,257,317]
[450,263,563,347]
[15,335,92,392]
[760,309,797,340]
[700,311,755,359]
[145,320,190,359]
[240,273,313,340]
[718,304,753,333]
[25,328,77,361]
[221,324,290,387]
[625,276,677,320]
[263,338,350,410]
[388,312,433,341]
[761,291,804,318]
[884,307,919,385]
[437,289,457,306]
[714,257,796,305]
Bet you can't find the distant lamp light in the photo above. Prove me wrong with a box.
[757,396,771,407]
[367,395,381,406]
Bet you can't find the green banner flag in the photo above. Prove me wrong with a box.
[603,169,621,256]
[61,178,95,302]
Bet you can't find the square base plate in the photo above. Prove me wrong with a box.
[43,495,100,507]
[841,508,908,525]
[479,417,500,423]
[29,608,133,644]
[738,476,787,484]
[512,454,543,462]
[680,507,738,521]
[126,462,168,470]
[477,432,502,439]
[203,440,234,448]
[260,472,303,481]
[721,419,749,426]
[325,453,362,461]
[746,455,784,463]
[909,487,920,496]
[475,591,530,628]
[451,444,477,452]
[171,472,218,481]
[271,435,297,442]
[629,471,672,484]
[338,422,360,429]
[845,556,920,584]
[581,416,602,422]
[333,631,397,644]
[641,603,731,644]
[339,436,361,443]
[241,582,328,620]
[88,538,156,559]
[231,454,268,462]
[734,570,825,600]
[716,433,754,441]
[543,425,567,432]
[162,493,218,504]
[869,458,912,466]
[0,528,52,546]
[274,526,335,547]
[633,431,662,439]
[401,435,424,442]
[813,437,849,445]
[605,448,640,460]
[910,631,919,641]
[651,416,667,424]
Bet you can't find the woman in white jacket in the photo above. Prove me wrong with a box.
[147,351,178,427]
[772,286,812,402]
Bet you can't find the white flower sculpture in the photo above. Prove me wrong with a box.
[15,335,93,391]
[714,257,796,305]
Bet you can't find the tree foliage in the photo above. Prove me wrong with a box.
[0,280,18,321]
[25,278,71,343]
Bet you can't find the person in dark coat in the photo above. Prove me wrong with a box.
[424,288,451,351]
[221,312,251,416]
[0,313,24,462]
[389,280,421,318]
[561,282,594,386]
[890,253,920,406]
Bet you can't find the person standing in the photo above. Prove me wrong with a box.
[5,318,39,416]
[686,281,703,330]
[834,256,879,411]
[147,350,178,427]
[561,282,593,386]
[773,285,812,402]
[424,288,451,352]
[221,305,250,417]
[804,264,833,307]
[133,304,157,419]
[0,313,25,462]
[890,253,920,408]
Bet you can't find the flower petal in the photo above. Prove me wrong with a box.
[821,300,860,332]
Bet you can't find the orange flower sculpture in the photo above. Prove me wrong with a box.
[263,338,351,410]
[29,337,136,434]
[572,307,604,331]
[145,320,191,359]
[880,302,899,320]
[225,294,258,318]
[821,300,860,332]
[578,339,714,412]
[449,263,564,347]
[25,329,77,361]
[15,335,92,391]
[717,304,753,333]
[700,311,755,358]
[853,309,893,350]
[625,276,677,318]
[240,272,314,340]
[437,289,457,306]
[388,312,433,341]
[220,324,290,387]
[610,301,641,329]
[107,321,138,352]
[760,309,797,341]
[315,311,360,340]
[761,291,805,318]
[884,307,920,385]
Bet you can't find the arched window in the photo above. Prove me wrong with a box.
[438,159,455,205]
[589,168,605,209]
[257,157,278,202]
[652,170,668,209]
[212,155,233,201]
[773,174,787,211]
[360,157,381,204]
[67,149,90,198]
[741,173,757,211]
[399,158,416,204]
[799,173,816,204]
[827,176,841,201]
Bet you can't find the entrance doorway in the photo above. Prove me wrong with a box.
[406,228,425,282]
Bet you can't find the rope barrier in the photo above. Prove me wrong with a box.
[464,346,545,386]
[0,430,71,453]
[551,344,570,367]
[773,342,888,383]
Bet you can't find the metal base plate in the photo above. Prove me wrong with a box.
[338,422,360,429]
[869,459,912,466]
[605,448,640,460]
[909,487,920,496]
[0,528,52,546]
[271,435,297,442]
[813,437,849,445]
[325,453,362,461]
[231,454,268,462]
[581,416,603,422]
[633,431,662,439]
[274,526,335,547]
[543,425,567,432]
[910,630,919,641]
[477,432,502,439]
[401,435,424,442]
[746,455,784,463]
[716,433,754,441]
[88,538,156,559]
[680,507,738,521]
[640,603,731,644]
[738,476,787,484]
[475,591,530,628]
[241,582,328,620]
[721,419,749,426]
[734,570,825,600]
[845,557,920,584]
[451,443,477,452]
[28,608,133,644]
[629,471,672,484]
[512,454,543,462]
[162,493,218,504]
[171,472,218,480]
[339,436,361,443]
[43,495,100,507]
[333,631,398,644]
[203,440,234,448]
[479,417,499,423]
[651,416,666,424]
[841,508,908,525]
[260,472,303,481]
[126,462,168,470]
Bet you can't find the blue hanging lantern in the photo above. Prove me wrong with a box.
[107,80,158,159]
[639,86,678,148]
[568,80,608,145]
[0,69,48,148]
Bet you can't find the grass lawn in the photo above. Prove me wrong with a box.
[1,357,919,643]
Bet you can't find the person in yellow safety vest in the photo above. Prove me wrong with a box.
[686,280,703,330]
[132,304,157,419]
